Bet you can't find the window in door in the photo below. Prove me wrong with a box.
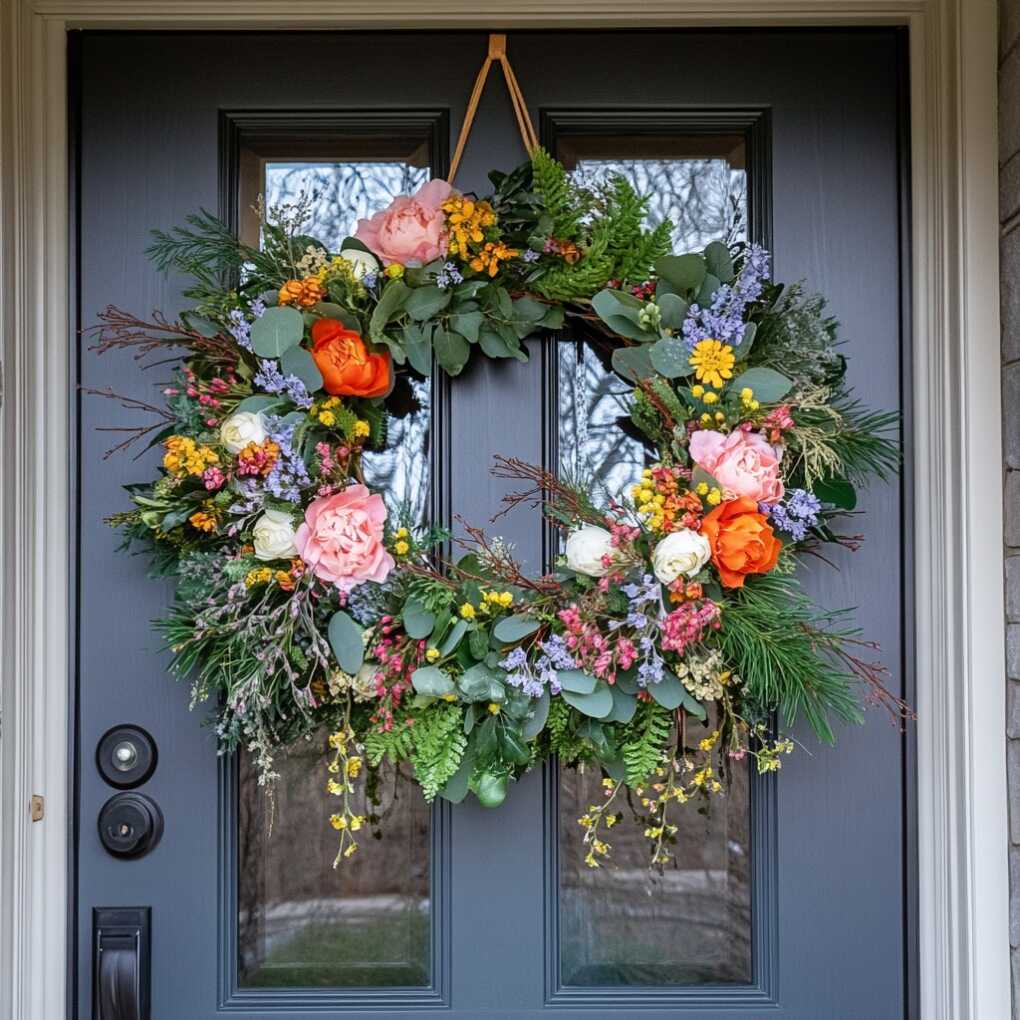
[227,113,446,994]
[548,112,770,993]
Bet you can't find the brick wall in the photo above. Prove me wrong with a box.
[1002,0,1020,1011]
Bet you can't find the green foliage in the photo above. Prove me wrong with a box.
[621,700,672,786]
[364,718,415,768]
[531,147,587,240]
[718,572,865,744]
[602,176,673,284]
[410,703,468,800]
[544,698,591,765]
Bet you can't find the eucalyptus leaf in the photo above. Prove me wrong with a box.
[405,323,433,376]
[405,285,451,321]
[411,665,456,697]
[648,670,707,719]
[402,599,436,639]
[369,279,409,339]
[235,394,283,415]
[183,313,219,337]
[450,310,483,343]
[438,752,474,803]
[605,686,638,724]
[557,669,597,694]
[561,682,614,719]
[732,321,757,359]
[649,337,695,378]
[591,289,656,341]
[279,345,323,392]
[493,614,541,644]
[696,272,721,306]
[655,253,706,293]
[731,366,794,403]
[311,302,361,331]
[251,306,304,358]
[327,611,364,675]
[704,240,736,283]
[521,688,550,739]
[657,292,689,330]
[611,345,655,383]
[434,329,470,376]
[440,618,469,655]
[479,327,526,361]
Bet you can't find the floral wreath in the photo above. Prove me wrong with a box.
[94,143,909,870]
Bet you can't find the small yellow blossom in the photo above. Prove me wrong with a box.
[459,603,476,620]
[706,487,723,506]
[385,263,405,279]
[425,647,440,663]
[318,410,336,427]
[394,540,410,556]
[688,338,736,389]
[703,391,719,405]
[695,481,709,496]
[691,384,705,398]
[354,420,370,438]
[487,702,501,714]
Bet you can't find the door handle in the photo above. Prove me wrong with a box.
[93,907,150,1020]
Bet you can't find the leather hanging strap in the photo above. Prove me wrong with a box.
[448,34,539,184]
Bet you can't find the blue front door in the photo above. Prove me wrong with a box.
[74,28,913,1018]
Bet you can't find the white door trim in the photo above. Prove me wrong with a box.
[0,3,1005,1018]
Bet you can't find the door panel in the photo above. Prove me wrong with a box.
[75,29,911,1018]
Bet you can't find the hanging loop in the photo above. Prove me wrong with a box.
[448,33,539,185]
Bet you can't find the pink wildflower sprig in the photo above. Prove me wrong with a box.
[659,599,722,656]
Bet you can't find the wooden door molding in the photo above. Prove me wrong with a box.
[0,5,1005,1020]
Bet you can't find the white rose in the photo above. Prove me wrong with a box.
[565,526,617,577]
[252,508,298,561]
[652,529,711,585]
[220,411,266,454]
[340,248,380,280]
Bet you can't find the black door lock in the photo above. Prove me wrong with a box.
[97,793,163,859]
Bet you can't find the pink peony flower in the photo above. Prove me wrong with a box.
[294,484,394,592]
[354,179,453,266]
[689,428,785,504]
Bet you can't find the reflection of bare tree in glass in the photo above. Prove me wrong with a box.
[265,162,429,251]
[559,159,748,503]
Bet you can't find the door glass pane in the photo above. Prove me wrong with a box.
[555,132,753,987]
[236,151,433,989]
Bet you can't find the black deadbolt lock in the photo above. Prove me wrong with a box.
[98,793,164,859]
[96,724,157,789]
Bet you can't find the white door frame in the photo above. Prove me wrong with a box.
[0,3,1006,1018]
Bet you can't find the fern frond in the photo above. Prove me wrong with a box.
[622,701,672,785]
[410,704,467,800]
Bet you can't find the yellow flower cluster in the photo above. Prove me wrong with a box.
[392,527,410,557]
[312,396,344,427]
[442,196,496,258]
[740,386,761,412]
[694,480,723,506]
[189,510,218,533]
[326,725,367,863]
[163,436,218,478]
[244,566,273,587]
[480,589,513,611]
[459,603,476,620]
[688,338,736,390]
[577,777,622,869]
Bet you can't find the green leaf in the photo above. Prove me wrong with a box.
[440,618,469,655]
[611,345,655,383]
[402,599,436,639]
[438,752,474,803]
[521,688,550,739]
[279,345,323,392]
[251,306,304,358]
[557,669,597,694]
[691,465,722,492]
[411,666,456,697]
[731,366,794,403]
[561,682,614,719]
[310,301,361,331]
[235,394,283,415]
[605,686,638,724]
[657,292,689,330]
[458,662,502,701]
[327,611,364,674]
[648,670,707,719]
[655,253,706,293]
[649,337,695,378]
[499,726,530,765]
[405,285,451,321]
[591,289,655,341]
[732,321,757,359]
[449,310,483,343]
[369,279,409,339]
[479,327,527,362]
[404,322,433,376]
[468,627,489,661]
[512,296,548,322]
[704,241,735,283]
[813,476,857,510]
[434,328,471,376]
[696,273,721,305]
[493,614,541,644]
[183,313,219,337]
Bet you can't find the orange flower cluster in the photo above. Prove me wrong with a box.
[189,510,217,533]
[236,438,281,478]
[442,196,496,258]
[701,497,782,588]
[276,557,305,592]
[278,276,326,308]
[469,240,520,277]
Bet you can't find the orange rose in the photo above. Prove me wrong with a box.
[700,497,782,588]
[310,319,392,398]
